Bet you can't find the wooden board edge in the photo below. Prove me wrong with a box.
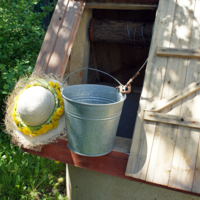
[146,81,200,112]
[85,3,157,10]
[20,139,200,197]
[125,172,200,197]
[156,47,200,59]
[59,0,86,78]
[144,111,200,129]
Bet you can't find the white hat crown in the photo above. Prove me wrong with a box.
[17,86,55,126]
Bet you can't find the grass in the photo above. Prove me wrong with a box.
[0,132,67,200]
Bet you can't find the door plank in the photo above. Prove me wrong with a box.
[149,0,197,188]
[146,0,196,185]
[169,0,200,191]
[126,0,177,180]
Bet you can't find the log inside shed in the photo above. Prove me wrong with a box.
[90,19,153,46]
[88,9,156,139]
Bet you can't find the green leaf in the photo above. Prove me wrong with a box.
[6,79,11,84]
[3,84,9,90]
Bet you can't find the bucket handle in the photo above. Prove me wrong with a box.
[62,59,148,94]
[62,67,127,92]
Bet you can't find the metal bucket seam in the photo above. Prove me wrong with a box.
[65,110,122,121]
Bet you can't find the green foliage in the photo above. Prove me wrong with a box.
[0,1,67,199]
[0,0,55,118]
[0,133,67,199]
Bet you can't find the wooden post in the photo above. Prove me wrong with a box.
[68,9,93,85]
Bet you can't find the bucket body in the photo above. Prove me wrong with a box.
[62,84,126,157]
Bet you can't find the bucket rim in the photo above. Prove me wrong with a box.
[61,84,127,106]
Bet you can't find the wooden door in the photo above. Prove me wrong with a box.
[126,0,200,194]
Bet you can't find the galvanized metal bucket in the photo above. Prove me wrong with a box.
[61,68,126,157]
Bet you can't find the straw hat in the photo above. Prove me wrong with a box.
[5,74,67,149]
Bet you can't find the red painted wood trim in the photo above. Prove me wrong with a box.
[22,138,200,197]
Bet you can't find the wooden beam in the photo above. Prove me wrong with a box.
[34,0,85,78]
[146,81,200,112]
[68,9,92,85]
[85,0,159,3]
[48,0,85,78]
[156,47,200,59]
[22,136,132,177]
[144,111,200,129]
[21,136,200,197]
[85,3,157,10]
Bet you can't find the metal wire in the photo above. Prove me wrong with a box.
[133,21,138,46]
[125,58,148,87]
[62,57,149,91]
[62,68,124,90]
[127,20,149,48]
[127,20,134,45]
[141,21,148,46]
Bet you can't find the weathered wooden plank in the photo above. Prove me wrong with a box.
[34,0,69,73]
[191,40,200,194]
[168,0,200,192]
[193,141,200,194]
[68,9,92,85]
[189,8,200,191]
[45,0,85,78]
[126,0,177,180]
[147,0,196,187]
[156,47,200,59]
[144,111,200,129]
[85,3,157,10]
[145,54,186,184]
[146,81,200,112]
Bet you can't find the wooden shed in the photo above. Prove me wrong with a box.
[13,0,200,199]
